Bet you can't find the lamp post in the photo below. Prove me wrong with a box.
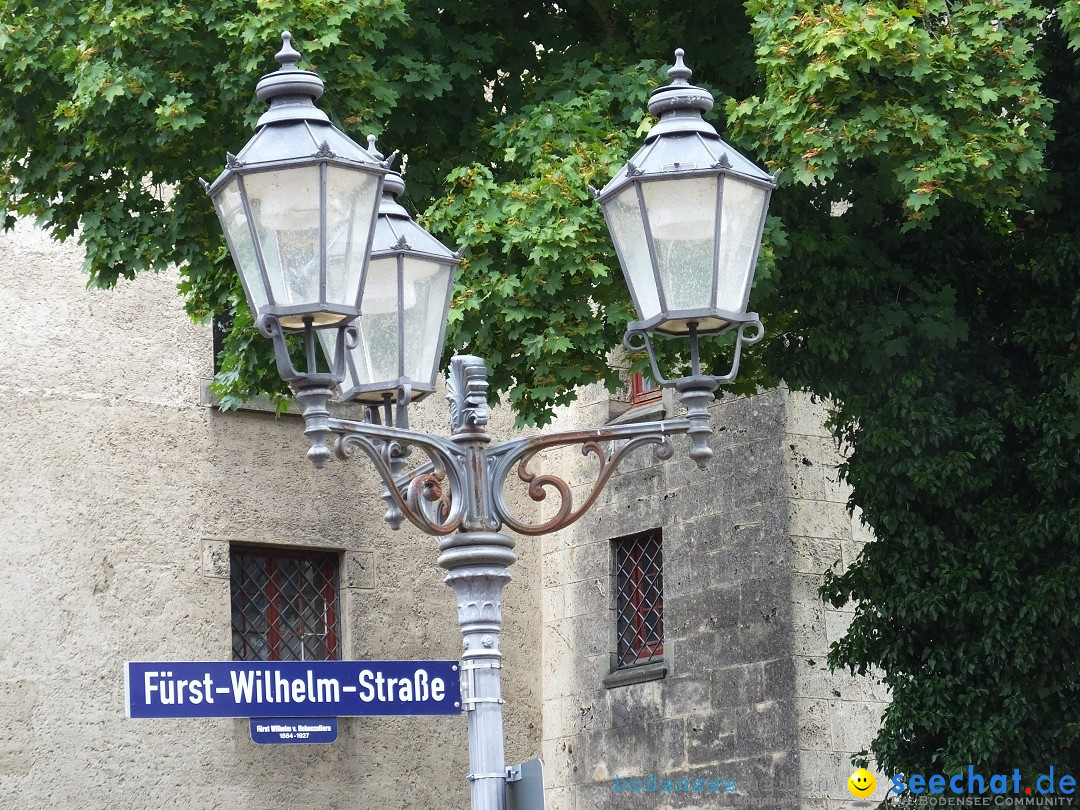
[205,34,776,810]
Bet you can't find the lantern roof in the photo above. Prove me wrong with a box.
[367,138,461,262]
[595,50,775,203]
[205,32,384,196]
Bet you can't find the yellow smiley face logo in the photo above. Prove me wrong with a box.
[847,768,876,798]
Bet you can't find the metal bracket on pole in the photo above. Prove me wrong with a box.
[466,772,507,782]
[459,660,504,712]
[506,758,546,810]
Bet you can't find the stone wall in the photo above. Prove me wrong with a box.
[0,223,541,809]
[785,392,891,809]
[537,383,890,808]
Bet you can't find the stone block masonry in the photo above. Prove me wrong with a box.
[539,386,890,809]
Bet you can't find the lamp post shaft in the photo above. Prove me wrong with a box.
[444,551,513,810]
[439,357,514,809]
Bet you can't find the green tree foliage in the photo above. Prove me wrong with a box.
[0,0,761,415]
[422,62,656,419]
[1,0,1078,779]
[733,0,1052,219]
[730,0,1080,779]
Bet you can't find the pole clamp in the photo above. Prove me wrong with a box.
[466,772,506,782]
[459,661,502,672]
[459,661,505,712]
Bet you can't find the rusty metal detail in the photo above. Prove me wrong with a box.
[490,432,676,536]
[331,419,465,536]
[296,353,719,536]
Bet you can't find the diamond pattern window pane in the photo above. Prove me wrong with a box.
[614,529,663,669]
[230,546,340,662]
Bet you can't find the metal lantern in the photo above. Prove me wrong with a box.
[596,49,776,338]
[320,140,460,405]
[205,32,387,333]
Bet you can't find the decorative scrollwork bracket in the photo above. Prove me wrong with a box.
[295,350,738,535]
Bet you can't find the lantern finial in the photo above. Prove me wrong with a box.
[255,32,327,121]
[668,49,692,84]
[646,48,714,133]
[275,32,303,71]
[365,136,406,202]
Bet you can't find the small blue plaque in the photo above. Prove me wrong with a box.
[250,717,338,744]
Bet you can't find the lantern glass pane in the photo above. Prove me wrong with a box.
[325,166,380,308]
[716,178,768,313]
[242,166,322,311]
[642,176,717,312]
[214,176,269,312]
[401,258,453,384]
[351,255,401,386]
[603,185,661,321]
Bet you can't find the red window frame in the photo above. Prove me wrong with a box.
[230,545,340,662]
[630,371,662,407]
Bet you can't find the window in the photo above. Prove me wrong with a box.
[230,545,341,661]
[606,366,667,423]
[629,371,662,407]
[212,312,233,375]
[614,529,664,668]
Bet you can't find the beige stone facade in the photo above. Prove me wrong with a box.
[0,223,539,808]
[0,221,887,808]
[536,386,890,809]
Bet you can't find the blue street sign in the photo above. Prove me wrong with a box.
[125,660,461,719]
[250,717,338,744]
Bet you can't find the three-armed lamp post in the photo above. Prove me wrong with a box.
[205,33,775,810]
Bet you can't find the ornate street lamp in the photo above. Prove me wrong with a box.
[204,32,389,390]
[319,139,460,407]
[207,38,775,810]
[595,48,776,413]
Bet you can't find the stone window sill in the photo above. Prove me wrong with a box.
[602,661,668,689]
[198,379,366,420]
[607,387,676,425]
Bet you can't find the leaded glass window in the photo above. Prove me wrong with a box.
[230,545,340,662]
[614,529,664,668]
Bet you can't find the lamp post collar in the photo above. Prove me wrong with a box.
[645,48,718,142]
[255,31,331,126]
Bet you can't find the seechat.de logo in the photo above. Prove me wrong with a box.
[890,765,1076,802]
